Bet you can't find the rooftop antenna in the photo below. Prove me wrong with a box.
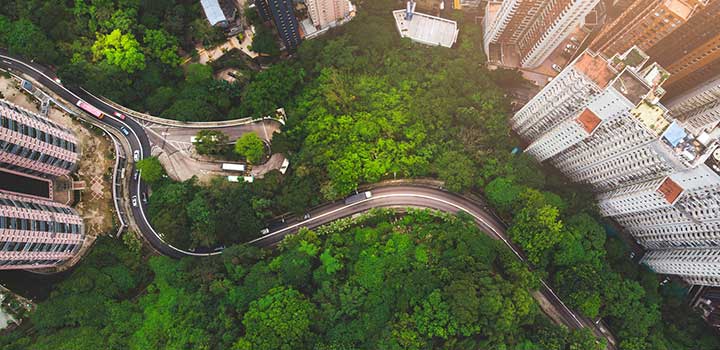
[405,0,416,20]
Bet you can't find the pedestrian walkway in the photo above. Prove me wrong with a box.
[194,28,258,65]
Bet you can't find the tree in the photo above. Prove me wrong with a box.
[237,286,314,350]
[508,204,565,267]
[185,63,213,84]
[234,133,265,164]
[135,157,165,184]
[250,26,280,56]
[91,29,146,73]
[193,130,230,155]
[485,177,523,214]
[143,28,180,66]
[2,18,58,63]
[434,149,476,192]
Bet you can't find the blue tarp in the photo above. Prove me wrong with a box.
[662,121,687,147]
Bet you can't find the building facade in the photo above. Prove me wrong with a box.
[0,100,78,178]
[0,191,85,270]
[513,47,720,287]
[589,0,699,58]
[666,74,720,134]
[483,0,600,68]
[642,248,720,286]
[255,0,302,51]
[306,0,351,29]
[647,0,720,98]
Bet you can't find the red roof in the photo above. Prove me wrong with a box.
[576,108,602,134]
[574,51,615,88]
[657,177,683,204]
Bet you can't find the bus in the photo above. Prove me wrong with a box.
[227,176,254,183]
[221,163,245,172]
[76,100,104,119]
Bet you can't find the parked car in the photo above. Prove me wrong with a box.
[570,36,579,45]
[113,111,126,120]
[120,127,130,136]
[131,195,138,207]
[552,64,563,73]
[566,43,578,50]
[133,150,140,162]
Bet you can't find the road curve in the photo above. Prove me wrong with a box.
[0,53,615,348]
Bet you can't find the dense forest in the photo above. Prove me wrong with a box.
[0,210,604,349]
[1,0,719,349]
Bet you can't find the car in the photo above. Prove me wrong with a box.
[141,192,148,203]
[570,36,580,44]
[551,64,563,73]
[133,170,139,181]
[131,195,138,207]
[120,127,130,136]
[303,213,311,220]
[260,228,270,235]
[133,150,140,162]
[566,43,577,50]
[113,111,126,120]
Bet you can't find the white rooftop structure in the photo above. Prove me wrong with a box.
[201,0,230,27]
[392,9,458,48]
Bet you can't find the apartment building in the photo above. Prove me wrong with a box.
[513,47,720,286]
[647,0,720,98]
[521,48,692,192]
[589,0,700,58]
[0,191,85,270]
[665,74,720,134]
[0,100,79,178]
[642,248,720,287]
[483,0,600,68]
[255,0,302,51]
[306,0,351,29]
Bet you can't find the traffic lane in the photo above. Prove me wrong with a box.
[253,191,507,248]
[0,55,147,155]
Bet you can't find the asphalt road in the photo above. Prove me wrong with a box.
[0,52,615,348]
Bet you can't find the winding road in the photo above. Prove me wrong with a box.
[0,52,616,348]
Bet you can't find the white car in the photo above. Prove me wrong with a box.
[551,64,563,73]
[133,150,140,162]
[131,195,138,207]
[260,228,270,235]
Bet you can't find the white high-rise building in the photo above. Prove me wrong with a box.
[306,0,351,29]
[666,74,720,134]
[483,0,600,68]
[514,46,720,287]
[641,248,720,287]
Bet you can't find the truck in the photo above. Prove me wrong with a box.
[344,191,372,205]
[76,100,104,119]
[221,163,245,172]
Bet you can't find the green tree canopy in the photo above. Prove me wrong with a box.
[234,133,265,164]
[135,157,165,184]
[193,130,230,155]
[236,286,314,350]
[250,26,280,56]
[91,29,146,73]
[143,28,181,66]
